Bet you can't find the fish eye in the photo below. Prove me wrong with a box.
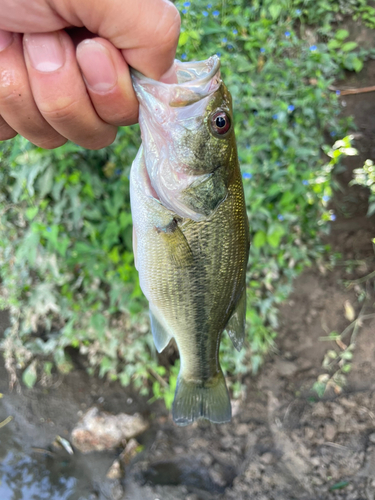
[210,111,231,136]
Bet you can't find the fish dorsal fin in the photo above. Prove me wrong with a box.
[225,286,246,352]
[156,219,193,268]
[149,304,173,353]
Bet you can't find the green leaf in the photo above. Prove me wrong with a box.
[341,41,358,52]
[56,236,69,257]
[367,202,375,217]
[102,220,121,249]
[43,362,53,376]
[267,224,285,248]
[54,349,73,374]
[119,212,133,229]
[329,481,349,491]
[38,165,54,197]
[43,225,59,249]
[25,206,38,221]
[253,231,267,248]
[340,350,353,360]
[22,362,37,389]
[269,4,282,19]
[327,40,341,50]
[109,246,120,264]
[352,57,364,72]
[99,356,114,378]
[179,32,189,46]
[335,29,349,40]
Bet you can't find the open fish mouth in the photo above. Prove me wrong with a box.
[131,55,221,107]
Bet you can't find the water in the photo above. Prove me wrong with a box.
[0,451,78,500]
[0,422,95,500]
[0,404,115,500]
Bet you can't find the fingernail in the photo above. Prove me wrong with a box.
[0,29,13,51]
[160,63,177,84]
[24,32,65,72]
[77,40,117,92]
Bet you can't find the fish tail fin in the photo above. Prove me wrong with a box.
[172,371,231,426]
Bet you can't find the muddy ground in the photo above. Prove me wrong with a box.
[2,49,375,500]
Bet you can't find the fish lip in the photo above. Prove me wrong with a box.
[130,55,220,88]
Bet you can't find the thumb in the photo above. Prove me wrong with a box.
[49,0,180,80]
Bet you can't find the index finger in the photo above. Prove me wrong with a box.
[51,0,181,80]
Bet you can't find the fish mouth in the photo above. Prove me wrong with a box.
[131,55,220,88]
[131,56,221,107]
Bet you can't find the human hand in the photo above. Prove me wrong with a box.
[0,0,180,149]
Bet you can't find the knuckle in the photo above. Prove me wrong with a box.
[0,69,29,107]
[0,86,26,110]
[38,96,78,123]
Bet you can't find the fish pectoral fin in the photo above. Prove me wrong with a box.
[149,305,173,353]
[155,219,193,268]
[225,286,246,352]
[172,372,231,426]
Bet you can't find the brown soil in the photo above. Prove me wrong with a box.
[2,53,375,500]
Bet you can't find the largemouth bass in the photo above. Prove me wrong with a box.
[130,56,250,426]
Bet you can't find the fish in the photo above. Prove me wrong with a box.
[130,56,250,426]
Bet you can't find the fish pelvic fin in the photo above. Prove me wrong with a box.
[172,371,231,426]
[149,305,173,353]
[225,285,246,352]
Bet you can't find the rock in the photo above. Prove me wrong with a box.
[310,456,321,467]
[340,397,357,408]
[185,495,200,500]
[208,464,227,488]
[173,446,185,455]
[231,399,242,417]
[304,427,315,440]
[235,424,249,436]
[275,359,298,377]
[106,459,122,479]
[109,481,124,500]
[331,403,345,418]
[324,423,337,442]
[220,435,233,449]
[119,438,140,465]
[369,433,375,444]
[298,359,313,371]
[260,452,274,465]
[200,453,213,467]
[71,407,149,453]
[311,402,328,418]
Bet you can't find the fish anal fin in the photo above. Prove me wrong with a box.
[172,372,231,426]
[149,305,173,353]
[226,286,246,352]
[155,219,193,268]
